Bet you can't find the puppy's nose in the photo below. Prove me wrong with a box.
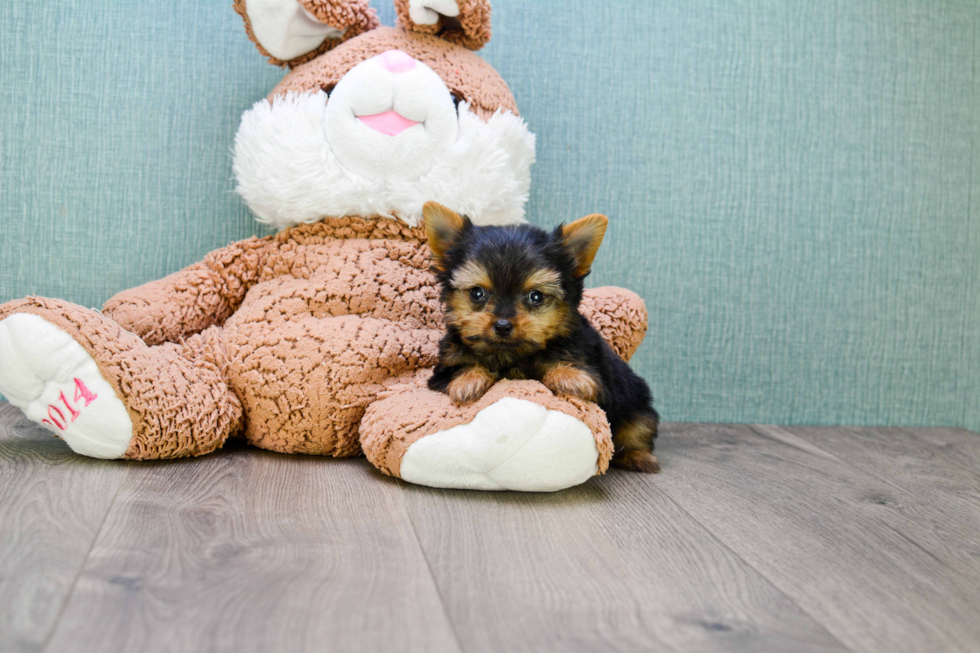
[379,50,416,73]
[493,319,514,336]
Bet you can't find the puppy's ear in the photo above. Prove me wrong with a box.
[558,214,608,278]
[424,202,468,263]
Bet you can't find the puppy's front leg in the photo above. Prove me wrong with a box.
[447,366,497,405]
[541,362,599,402]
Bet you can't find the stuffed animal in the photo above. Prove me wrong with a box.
[0,0,648,492]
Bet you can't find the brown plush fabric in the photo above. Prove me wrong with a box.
[0,298,241,460]
[233,0,380,68]
[102,217,435,457]
[103,236,271,347]
[270,27,518,118]
[393,0,492,51]
[580,286,648,362]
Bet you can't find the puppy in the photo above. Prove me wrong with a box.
[423,201,661,473]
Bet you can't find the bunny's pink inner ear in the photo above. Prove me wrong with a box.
[394,0,492,51]
[234,0,379,68]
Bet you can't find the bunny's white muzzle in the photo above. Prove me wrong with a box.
[233,50,536,230]
[324,51,461,182]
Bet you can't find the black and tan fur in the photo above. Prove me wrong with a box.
[423,201,661,473]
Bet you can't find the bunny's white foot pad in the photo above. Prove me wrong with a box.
[399,397,599,492]
[0,314,133,459]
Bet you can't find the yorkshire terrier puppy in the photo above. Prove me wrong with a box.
[423,201,661,473]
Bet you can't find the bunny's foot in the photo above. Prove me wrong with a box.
[0,312,133,458]
[360,379,613,492]
[0,298,241,460]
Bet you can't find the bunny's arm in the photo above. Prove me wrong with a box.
[580,287,649,362]
[102,237,274,346]
[395,0,492,51]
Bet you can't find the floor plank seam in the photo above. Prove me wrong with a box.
[747,424,927,506]
[38,464,127,653]
[648,481,857,653]
[747,422,980,572]
[394,478,468,653]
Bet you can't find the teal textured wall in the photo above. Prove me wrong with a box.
[0,1,977,431]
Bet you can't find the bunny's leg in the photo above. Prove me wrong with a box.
[360,378,614,492]
[0,298,241,459]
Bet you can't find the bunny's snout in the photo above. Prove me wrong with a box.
[379,50,417,73]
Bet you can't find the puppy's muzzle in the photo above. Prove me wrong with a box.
[493,319,514,337]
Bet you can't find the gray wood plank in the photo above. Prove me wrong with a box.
[0,403,127,653]
[772,425,980,479]
[893,426,980,449]
[654,422,980,653]
[401,472,849,653]
[43,444,461,653]
[770,425,980,574]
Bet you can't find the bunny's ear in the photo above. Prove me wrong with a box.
[234,0,379,67]
[394,0,492,51]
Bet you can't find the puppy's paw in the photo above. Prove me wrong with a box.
[541,364,598,402]
[612,450,661,474]
[448,367,495,405]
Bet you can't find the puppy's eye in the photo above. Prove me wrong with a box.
[469,286,487,302]
[450,93,462,112]
[322,84,336,97]
[527,290,545,306]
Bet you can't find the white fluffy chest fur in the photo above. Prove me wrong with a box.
[233,90,536,230]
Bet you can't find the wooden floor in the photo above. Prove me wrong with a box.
[2,403,979,653]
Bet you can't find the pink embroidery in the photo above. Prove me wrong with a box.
[73,377,98,406]
[44,405,67,431]
[58,391,81,422]
[41,378,98,431]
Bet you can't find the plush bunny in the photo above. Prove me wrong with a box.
[0,0,648,491]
